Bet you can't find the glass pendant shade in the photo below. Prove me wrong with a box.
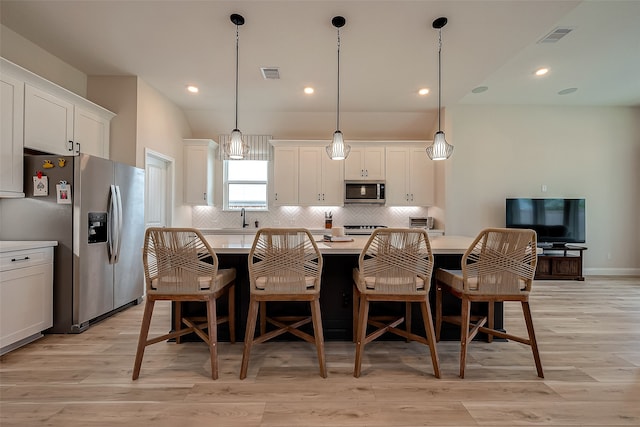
[426,130,454,161]
[225,128,249,160]
[326,130,350,160]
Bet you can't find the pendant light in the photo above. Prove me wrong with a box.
[225,13,249,160]
[326,16,351,160]
[426,17,454,161]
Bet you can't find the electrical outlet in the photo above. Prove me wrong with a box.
[541,184,548,193]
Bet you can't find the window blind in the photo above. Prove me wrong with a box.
[218,134,273,161]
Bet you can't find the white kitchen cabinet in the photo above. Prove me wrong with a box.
[344,146,385,180]
[273,146,299,206]
[24,84,75,155]
[0,242,56,355]
[73,106,111,158]
[385,146,434,206]
[0,72,25,198]
[184,139,216,205]
[2,57,114,159]
[298,146,344,206]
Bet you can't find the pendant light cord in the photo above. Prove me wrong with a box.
[235,23,239,130]
[336,27,341,131]
[437,27,442,132]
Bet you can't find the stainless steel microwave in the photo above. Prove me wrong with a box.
[344,181,385,204]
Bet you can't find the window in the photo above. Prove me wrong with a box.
[224,160,268,210]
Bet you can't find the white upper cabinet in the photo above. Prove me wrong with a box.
[2,58,114,159]
[183,139,216,205]
[298,146,344,206]
[0,72,25,198]
[24,84,75,155]
[73,106,111,158]
[385,146,434,206]
[273,146,299,206]
[344,146,385,180]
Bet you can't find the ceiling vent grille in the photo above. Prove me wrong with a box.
[260,67,280,79]
[538,27,574,43]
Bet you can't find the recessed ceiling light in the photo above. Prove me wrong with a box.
[558,87,578,95]
[535,68,549,76]
[304,87,315,95]
[418,88,429,96]
[471,86,488,94]
[186,85,199,93]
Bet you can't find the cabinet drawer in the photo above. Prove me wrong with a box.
[0,247,54,272]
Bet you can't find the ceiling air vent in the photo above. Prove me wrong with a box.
[538,27,574,43]
[260,67,280,79]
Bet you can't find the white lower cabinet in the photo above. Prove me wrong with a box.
[298,146,344,206]
[385,146,434,206]
[0,245,55,355]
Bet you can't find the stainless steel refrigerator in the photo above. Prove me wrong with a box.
[0,153,144,333]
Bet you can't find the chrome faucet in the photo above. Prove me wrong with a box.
[240,208,248,228]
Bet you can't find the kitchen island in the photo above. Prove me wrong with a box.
[179,233,500,341]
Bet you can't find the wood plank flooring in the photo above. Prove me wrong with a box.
[1,276,639,426]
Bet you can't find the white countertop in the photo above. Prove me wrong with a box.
[0,241,58,253]
[204,234,472,255]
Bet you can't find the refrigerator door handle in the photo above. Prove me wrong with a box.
[114,185,124,263]
[108,185,118,264]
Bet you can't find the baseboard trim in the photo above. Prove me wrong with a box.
[583,268,640,276]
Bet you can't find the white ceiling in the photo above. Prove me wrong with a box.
[2,0,639,139]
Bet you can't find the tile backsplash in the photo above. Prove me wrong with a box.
[192,205,432,230]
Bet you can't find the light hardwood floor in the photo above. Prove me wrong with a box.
[1,276,639,426]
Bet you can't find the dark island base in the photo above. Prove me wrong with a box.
[177,253,503,342]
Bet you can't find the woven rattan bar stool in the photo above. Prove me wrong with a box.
[133,227,236,380]
[240,228,326,379]
[434,227,543,378]
[352,228,440,378]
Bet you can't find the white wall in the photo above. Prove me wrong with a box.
[444,104,640,273]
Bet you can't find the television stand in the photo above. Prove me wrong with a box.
[535,245,587,281]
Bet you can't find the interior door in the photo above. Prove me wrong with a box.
[145,154,169,227]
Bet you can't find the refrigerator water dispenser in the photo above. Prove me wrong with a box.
[88,212,108,243]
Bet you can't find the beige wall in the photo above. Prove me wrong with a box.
[444,104,640,274]
[136,79,193,226]
[0,24,86,97]
[87,76,138,166]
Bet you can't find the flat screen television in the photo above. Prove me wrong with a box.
[505,198,586,247]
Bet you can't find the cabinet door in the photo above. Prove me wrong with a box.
[385,147,409,206]
[298,147,322,205]
[363,147,385,180]
[344,147,365,180]
[409,147,434,206]
[321,154,344,205]
[344,147,385,180]
[0,263,53,349]
[184,141,214,205]
[74,106,110,158]
[24,84,75,156]
[273,146,298,206]
[0,73,24,197]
